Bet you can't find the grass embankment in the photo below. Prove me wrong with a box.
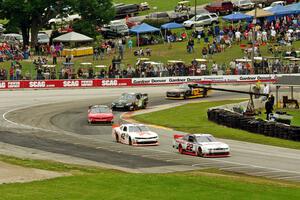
[113,0,211,12]
[134,100,300,150]
[5,40,300,79]
[0,155,299,200]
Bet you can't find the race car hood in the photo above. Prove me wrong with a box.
[88,113,113,118]
[167,88,187,93]
[130,131,158,139]
[198,142,229,150]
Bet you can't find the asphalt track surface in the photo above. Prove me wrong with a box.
[1,86,300,182]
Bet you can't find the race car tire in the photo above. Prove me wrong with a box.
[178,145,184,154]
[128,137,132,145]
[115,133,119,143]
[197,147,203,157]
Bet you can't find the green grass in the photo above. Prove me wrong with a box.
[133,100,300,150]
[114,0,211,12]
[0,155,299,200]
[258,109,300,127]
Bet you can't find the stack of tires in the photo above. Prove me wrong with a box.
[207,108,300,142]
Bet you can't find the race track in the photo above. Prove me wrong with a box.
[1,86,300,182]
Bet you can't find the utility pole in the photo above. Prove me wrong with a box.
[251,4,257,70]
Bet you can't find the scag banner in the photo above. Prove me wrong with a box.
[0,79,132,90]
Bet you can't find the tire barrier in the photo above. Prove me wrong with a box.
[207,109,300,142]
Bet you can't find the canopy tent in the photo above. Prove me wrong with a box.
[129,23,160,34]
[161,22,184,29]
[129,23,162,47]
[160,22,186,41]
[53,31,93,42]
[246,9,273,18]
[285,2,300,15]
[222,12,253,22]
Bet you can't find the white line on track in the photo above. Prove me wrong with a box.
[220,166,251,170]
[212,159,300,175]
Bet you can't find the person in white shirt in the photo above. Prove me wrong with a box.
[235,31,241,43]
[271,28,276,41]
[262,84,270,101]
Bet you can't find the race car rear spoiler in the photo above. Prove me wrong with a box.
[173,134,184,139]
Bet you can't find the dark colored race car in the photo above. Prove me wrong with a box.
[166,83,210,99]
[111,93,148,111]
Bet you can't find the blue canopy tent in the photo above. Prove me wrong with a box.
[129,23,161,47]
[222,12,253,22]
[286,2,300,15]
[160,22,186,41]
[161,22,184,29]
[267,4,299,21]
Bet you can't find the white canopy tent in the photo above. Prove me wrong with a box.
[53,31,93,42]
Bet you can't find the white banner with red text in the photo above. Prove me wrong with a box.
[0,74,298,90]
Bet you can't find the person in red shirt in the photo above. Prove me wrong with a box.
[9,67,14,80]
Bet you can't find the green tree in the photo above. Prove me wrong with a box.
[0,0,114,48]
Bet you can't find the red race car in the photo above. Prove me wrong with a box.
[88,105,114,124]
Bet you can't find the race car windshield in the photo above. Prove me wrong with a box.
[91,107,110,113]
[196,136,217,143]
[129,126,149,132]
[120,94,135,100]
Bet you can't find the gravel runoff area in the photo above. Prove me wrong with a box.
[0,161,68,184]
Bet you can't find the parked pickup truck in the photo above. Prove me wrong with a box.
[205,1,234,15]
[100,23,129,39]
[48,14,81,28]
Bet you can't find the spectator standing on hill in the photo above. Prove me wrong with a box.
[9,66,14,80]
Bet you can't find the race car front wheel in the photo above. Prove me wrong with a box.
[197,147,203,157]
[128,137,132,145]
[178,145,184,154]
[115,133,119,143]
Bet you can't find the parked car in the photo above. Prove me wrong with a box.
[251,0,285,7]
[0,33,23,45]
[183,13,218,29]
[169,12,195,23]
[146,12,170,21]
[205,1,234,15]
[48,14,81,28]
[114,4,140,19]
[263,1,286,10]
[233,0,255,10]
[37,33,50,44]
[100,23,129,39]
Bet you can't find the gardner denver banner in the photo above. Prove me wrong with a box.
[131,74,280,85]
[0,74,294,90]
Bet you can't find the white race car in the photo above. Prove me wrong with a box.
[173,133,230,157]
[112,124,159,146]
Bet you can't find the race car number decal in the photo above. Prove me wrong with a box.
[193,89,200,96]
[186,143,193,151]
